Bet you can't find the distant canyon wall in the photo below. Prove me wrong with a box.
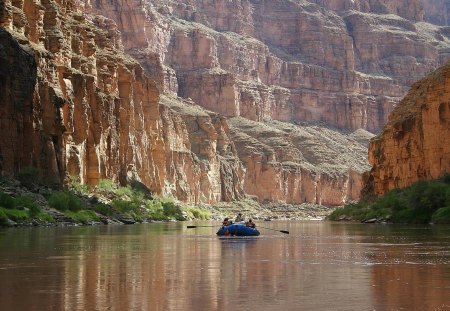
[78,0,450,204]
[421,0,450,26]
[309,0,424,21]
[82,0,450,132]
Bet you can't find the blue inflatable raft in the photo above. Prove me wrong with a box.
[216,223,260,236]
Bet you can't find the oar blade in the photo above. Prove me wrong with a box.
[280,230,289,234]
[186,225,197,228]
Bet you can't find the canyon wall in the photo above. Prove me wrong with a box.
[0,0,245,204]
[79,0,450,204]
[84,0,450,133]
[421,0,450,26]
[368,62,450,195]
[309,0,424,22]
[229,118,373,206]
[2,0,450,206]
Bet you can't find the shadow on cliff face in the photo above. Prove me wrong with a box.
[0,29,38,178]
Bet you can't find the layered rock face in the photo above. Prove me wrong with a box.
[368,63,450,195]
[78,0,450,204]
[229,118,373,205]
[2,0,450,206]
[0,0,245,203]
[421,0,450,26]
[309,0,424,22]
[85,0,450,132]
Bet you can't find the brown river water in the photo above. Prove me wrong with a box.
[0,221,450,311]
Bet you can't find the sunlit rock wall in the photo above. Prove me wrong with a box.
[82,0,450,133]
[0,0,245,203]
[369,63,450,194]
[3,0,450,205]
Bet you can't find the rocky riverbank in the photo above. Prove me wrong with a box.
[0,176,333,228]
[205,201,332,222]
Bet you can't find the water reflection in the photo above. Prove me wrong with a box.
[0,222,449,310]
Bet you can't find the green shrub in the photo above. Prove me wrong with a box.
[3,208,29,222]
[48,191,84,212]
[92,203,112,216]
[432,206,450,224]
[68,176,89,195]
[130,180,153,198]
[116,186,133,198]
[145,200,165,220]
[0,192,16,209]
[144,197,185,221]
[130,212,145,222]
[408,180,447,212]
[327,203,368,221]
[184,207,211,219]
[447,188,450,207]
[67,194,84,211]
[162,200,184,220]
[36,212,54,223]
[440,173,450,184]
[28,204,41,218]
[48,192,68,211]
[15,195,35,209]
[330,178,450,224]
[391,207,433,224]
[65,210,99,224]
[40,190,53,200]
[14,196,41,218]
[96,179,117,196]
[0,209,8,225]
[111,199,136,214]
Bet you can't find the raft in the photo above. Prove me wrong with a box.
[216,223,260,236]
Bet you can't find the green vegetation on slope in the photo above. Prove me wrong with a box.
[0,174,211,226]
[328,174,450,224]
[0,192,54,225]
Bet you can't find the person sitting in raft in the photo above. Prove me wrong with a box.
[222,217,232,226]
[235,213,244,222]
[245,219,255,228]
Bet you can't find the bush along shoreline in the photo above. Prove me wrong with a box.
[327,173,450,224]
[0,174,211,228]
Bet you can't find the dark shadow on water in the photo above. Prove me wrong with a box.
[217,236,258,250]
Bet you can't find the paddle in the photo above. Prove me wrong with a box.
[257,226,289,234]
[186,225,219,228]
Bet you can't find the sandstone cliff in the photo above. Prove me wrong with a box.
[368,62,450,195]
[421,0,450,26]
[229,118,373,205]
[78,0,450,204]
[80,0,450,133]
[2,0,450,206]
[309,0,424,22]
[0,0,245,204]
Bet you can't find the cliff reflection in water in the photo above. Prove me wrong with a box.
[0,222,450,311]
[366,226,450,310]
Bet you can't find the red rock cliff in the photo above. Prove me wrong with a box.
[2,0,450,206]
[309,0,424,22]
[84,0,450,131]
[81,0,450,131]
[77,0,450,205]
[421,0,450,26]
[368,62,450,195]
[0,0,245,203]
